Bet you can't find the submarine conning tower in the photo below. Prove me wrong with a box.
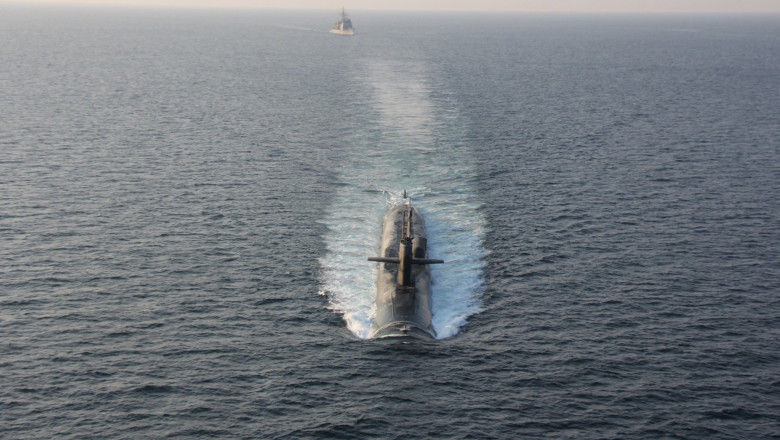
[367,196,444,286]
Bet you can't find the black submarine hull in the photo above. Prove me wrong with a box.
[369,204,441,339]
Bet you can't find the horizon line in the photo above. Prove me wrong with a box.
[3,1,780,14]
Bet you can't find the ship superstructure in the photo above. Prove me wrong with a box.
[330,8,355,36]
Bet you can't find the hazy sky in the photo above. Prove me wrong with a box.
[6,0,780,13]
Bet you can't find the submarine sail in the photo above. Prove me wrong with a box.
[368,195,443,338]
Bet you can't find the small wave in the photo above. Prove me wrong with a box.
[133,384,176,394]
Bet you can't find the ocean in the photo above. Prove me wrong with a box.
[1,5,778,439]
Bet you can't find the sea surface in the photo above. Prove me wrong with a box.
[1,5,779,439]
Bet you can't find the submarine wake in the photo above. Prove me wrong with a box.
[318,60,486,339]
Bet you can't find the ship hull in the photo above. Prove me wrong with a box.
[370,205,436,339]
[329,29,355,36]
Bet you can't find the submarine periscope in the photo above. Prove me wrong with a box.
[367,192,444,339]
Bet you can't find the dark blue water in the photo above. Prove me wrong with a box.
[1,6,778,439]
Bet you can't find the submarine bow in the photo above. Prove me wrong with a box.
[368,196,443,338]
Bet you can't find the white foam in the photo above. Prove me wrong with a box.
[318,60,486,339]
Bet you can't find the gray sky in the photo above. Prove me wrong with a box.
[7,0,780,13]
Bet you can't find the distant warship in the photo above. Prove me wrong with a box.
[330,8,355,36]
[367,192,444,338]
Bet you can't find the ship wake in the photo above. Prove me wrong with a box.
[318,60,486,339]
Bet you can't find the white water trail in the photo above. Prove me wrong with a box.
[319,60,486,339]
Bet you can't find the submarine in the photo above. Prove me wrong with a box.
[367,192,444,339]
